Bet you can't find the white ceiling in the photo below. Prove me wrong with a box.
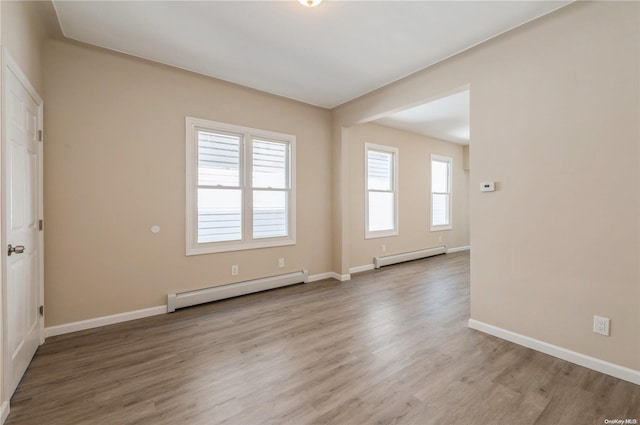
[374,90,470,145]
[52,1,570,109]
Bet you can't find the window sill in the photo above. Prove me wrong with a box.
[186,238,295,256]
[365,230,399,240]
[430,225,452,232]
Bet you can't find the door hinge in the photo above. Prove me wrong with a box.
[39,305,44,317]
[39,219,43,231]
[38,130,43,142]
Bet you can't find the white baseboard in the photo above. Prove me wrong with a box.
[349,264,375,274]
[349,247,469,274]
[468,319,640,385]
[45,305,167,338]
[447,245,470,253]
[1,401,9,425]
[308,272,335,282]
[330,272,351,281]
[303,272,353,282]
[45,272,352,338]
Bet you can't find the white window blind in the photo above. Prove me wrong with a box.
[186,117,296,255]
[197,131,242,243]
[252,139,289,239]
[366,144,398,238]
[431,155,452,230]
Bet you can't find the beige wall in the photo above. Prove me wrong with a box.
[346,123,469,268]
[334,1,640,371]
[42,40,333,326]
[1,1,53,95]
[5,0,639,381]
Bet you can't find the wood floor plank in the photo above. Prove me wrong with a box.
[6,252,639,425]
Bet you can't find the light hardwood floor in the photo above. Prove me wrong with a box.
[6,252,640,424]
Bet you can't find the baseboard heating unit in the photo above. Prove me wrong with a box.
[374,245,447,269]
[167,270,308,313]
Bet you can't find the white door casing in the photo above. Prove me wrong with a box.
[2,50,44,399]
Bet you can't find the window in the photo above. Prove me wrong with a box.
[431,154,452,230]
[186,117,295,255]
[366,143,398,238]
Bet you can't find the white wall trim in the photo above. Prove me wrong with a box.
[447,245,470,253]
[45,306,166,338]
[307,272,351,282]
[2,49,43,105]
[349,264,375,274]
[350,248,468,274]
[332,272,351,281]
[45,272,354,338]
[307,272,333,282]
[1,401,9,425]
[468,319,640,386]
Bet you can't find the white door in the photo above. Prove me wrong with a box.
[2,52,43,398]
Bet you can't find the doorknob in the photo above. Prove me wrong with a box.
[8,244,25,256]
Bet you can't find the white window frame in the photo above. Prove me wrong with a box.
[186,117,296,255]
[365,143,399,239]
[430,154,452,231]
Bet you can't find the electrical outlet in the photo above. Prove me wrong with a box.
[231,265,239,276]
[438,236,443,242]
[278,258,285,268]
[593,315,610,336]
[382,244,386,253]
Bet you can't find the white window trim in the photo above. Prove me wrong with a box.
[186,117,296,255]
[365,143,399,239]
[430,154,452,232]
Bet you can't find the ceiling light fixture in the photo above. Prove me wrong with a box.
[298,0,323,7]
